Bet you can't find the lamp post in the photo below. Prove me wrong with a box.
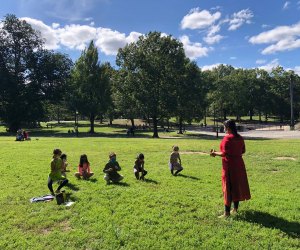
[290,73,294,130]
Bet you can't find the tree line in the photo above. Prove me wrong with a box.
[1,15,299,137]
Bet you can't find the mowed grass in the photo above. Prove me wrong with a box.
[0,134,299,249]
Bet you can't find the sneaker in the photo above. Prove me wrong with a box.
[230,209,238,215]
[218,213,230,219]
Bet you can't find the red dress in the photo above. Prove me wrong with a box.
[220,134,251,206]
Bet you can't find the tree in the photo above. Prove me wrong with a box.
[116,31,186,137]
[175,60,207,133]
[70,41,112,133]
[0,14,72,131]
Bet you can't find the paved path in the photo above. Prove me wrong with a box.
[187,129,300,139]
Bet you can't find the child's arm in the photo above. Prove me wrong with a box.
[87,164,91,174]
[103,163,112,173]
[178,154,181,165]
[115,162,121,171]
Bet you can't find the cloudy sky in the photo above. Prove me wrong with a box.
[1,0,300,74]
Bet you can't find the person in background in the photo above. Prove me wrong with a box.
[48,149,69,195]
[169,145,183,176]
[60,154,70,177]
[133,153,147,180]
[103,152,123,184]
[210,119,251,218]
[75,154,94,180]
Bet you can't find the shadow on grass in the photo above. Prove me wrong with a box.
[88,178,98,183]
[177,174,200,180]
[144,178,159,184]
[238,210,300,238]
[110,182,130,187]
[66,182,80,191]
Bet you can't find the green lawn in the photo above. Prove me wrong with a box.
[0,128,299,249]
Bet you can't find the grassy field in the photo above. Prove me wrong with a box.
[0,124,299,249]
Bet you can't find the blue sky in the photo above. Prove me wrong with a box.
[1,0,300,74]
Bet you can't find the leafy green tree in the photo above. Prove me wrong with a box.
[0,14,72,131]
[175,60,207,133]
[116,31,186,137]
[70,41,112,133]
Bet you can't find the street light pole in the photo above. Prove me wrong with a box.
[290,74,294,130]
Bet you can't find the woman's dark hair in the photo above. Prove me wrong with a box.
[60,154,67,160]
[223,119,239,136]
[137,153,144,160]
[79,154,89,166]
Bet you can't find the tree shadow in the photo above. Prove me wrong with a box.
[144,178,159,184]
[176,174,200,180]
[238,210,300,238]
[66,182,80,191]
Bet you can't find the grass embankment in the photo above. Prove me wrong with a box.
[0,127,299,249]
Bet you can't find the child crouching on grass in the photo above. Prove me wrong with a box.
[60,153,70,177]
[134,153,147,180]
[103,152,124,184]
[48,149,69,195]
[75,154,94,180]
[169,145,183,176]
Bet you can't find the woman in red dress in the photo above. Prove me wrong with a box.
[210,119,251,218]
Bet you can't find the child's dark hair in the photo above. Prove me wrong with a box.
[137,153,144,160]
[79,154,89,166]
[61,154,67,160]
[53,149,62,155]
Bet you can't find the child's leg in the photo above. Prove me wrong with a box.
[140,170,147,180]
[134,172,140,180]
[48,177,54,194]
[56,179,68,192]
[174,166,183,176]
[87,172,94,178]
[74,172,81,179]
[104,174,111,184]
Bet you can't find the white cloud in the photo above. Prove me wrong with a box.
[203,24,224,44]
[262,24,271,29]
[228,9,253,31]
[293,66,300,75]
[19,17,142,55]
[181,8,221,30]
[180,35,211,59]
[249,22,300,54]
[95,29,142,55]
[256,59,266,64]
[201,63,222,71]
[52,23,60,29]
[258,59,280,72]
[21,17,60,50]
[283,1,290,10]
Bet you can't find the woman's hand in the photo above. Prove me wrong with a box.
[210,149,216,157]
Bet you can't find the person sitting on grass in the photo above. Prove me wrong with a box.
[169,145,183,176]
[134,153,147,180]
[103,152,124,184]
[75,154,94,180]
[48,149,69,195]
[60,153,70,177]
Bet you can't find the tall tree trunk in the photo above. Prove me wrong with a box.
[130,118,135,128]
[258,110,262,122]
[249,109,253,121]
[109,119,113,125]
[178,116,183,134]
[223,109,227,120]
[57,106,60,124]
[152,116,159,138]
[89,113,95,133]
